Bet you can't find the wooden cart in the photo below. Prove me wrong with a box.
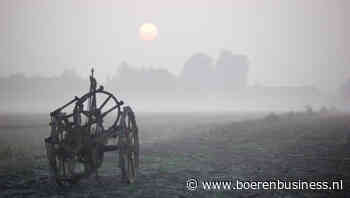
[45,69,139,186]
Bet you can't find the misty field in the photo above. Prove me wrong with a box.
[0,112,349,198]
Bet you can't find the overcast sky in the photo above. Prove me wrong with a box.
[0,0,349,91]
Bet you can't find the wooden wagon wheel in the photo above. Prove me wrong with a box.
[73,89,123,132]
[46,117,110,186]
[118,106,139,183]
[45,114,87,186]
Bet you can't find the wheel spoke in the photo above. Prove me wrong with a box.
[98,95,111,111]
[102,105,118,118]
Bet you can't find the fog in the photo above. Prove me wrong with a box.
[0,0,349,112]
[0,53,341,113]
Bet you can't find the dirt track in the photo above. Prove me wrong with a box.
[1,112,350,197]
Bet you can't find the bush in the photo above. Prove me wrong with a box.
[264,112,279,122]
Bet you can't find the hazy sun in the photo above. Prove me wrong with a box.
[139,23,158,41]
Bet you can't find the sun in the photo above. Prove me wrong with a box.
[139,23,158,41]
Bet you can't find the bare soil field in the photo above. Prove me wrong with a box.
[0,112,349,197]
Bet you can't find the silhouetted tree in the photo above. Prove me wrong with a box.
[340,78,350,102]
[180,53,214,92]
[0,69,88,112]
[108,62,177,97]
[215,50,249,91]
[305,105,314,115]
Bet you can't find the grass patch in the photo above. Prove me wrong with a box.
[0,144,35,175]
[125,183,138,193]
